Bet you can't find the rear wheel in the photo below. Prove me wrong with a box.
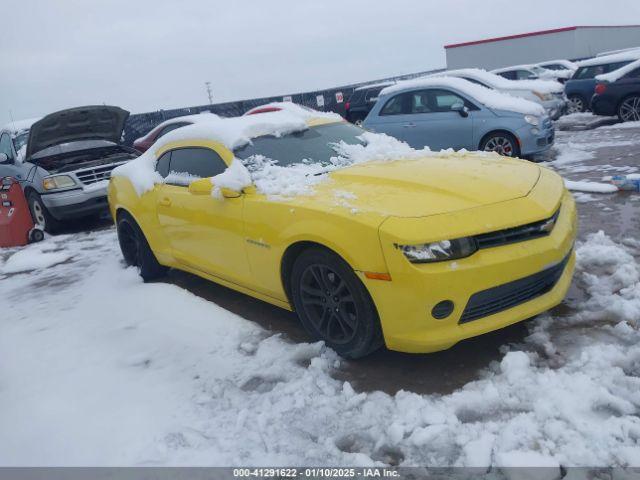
[567,95,586,114]
[26,191,61,233]
[480,132,520,158]
[290,248,383,359]
[618,95,640,122]
[117,212,167,281]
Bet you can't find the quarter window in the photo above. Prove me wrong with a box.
[163,147,227,186]
[156,151,171,178]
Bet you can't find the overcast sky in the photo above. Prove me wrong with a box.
[2,0,639,124]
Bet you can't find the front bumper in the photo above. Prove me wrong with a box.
[364,173,577,353]
[542,98,567,120]
[516,120,555,156]
[40,182,110,219]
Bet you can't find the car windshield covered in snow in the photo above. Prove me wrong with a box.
[234,122,366,167]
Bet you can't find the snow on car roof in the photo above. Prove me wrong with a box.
[536,59,578,70]
[1,117,41,136]
[576,50,640,67]
[134,112,219,143]
[431,69,563,94]
[380,77,546,116]
[596,58,640,83]
[113,106,342,196]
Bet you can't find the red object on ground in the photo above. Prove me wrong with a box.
[0,177,42,248]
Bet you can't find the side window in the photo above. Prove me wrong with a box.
[624,67,640,79]
[431,89,466,112]
[516,70,535,80]
[380,93,409,115]
[156,151,171,178]
[0,133,14,160]
[604,61,632,73]
[165,147,227,186]
[157,122,190,139]
[497,71,515,80]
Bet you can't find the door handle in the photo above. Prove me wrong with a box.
[160,197,172,207]
[402,123,416,128]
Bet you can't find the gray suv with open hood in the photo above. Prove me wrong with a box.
[0,105,138,232]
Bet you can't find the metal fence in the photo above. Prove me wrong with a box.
[123,67,444,146]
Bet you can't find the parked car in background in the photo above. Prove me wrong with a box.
[492,64,559,81]
[363,77,554,159]
[430,69,567,119]
[109,108,576,358]
[592,59,640,122]
[344,82,394,125]
[535,60,577,81]
[0,106,138,232]
[133,112,217,152]
[244,102,317,116]
[564,51,640,113]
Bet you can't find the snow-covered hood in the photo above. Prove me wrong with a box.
[26,106,129,159]
[304,155,542,218]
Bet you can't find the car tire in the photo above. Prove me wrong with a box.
[116,211,168,281]
[290,248,383,359]
[568,95,587,114]
[26,190,61,233]
[617,95,640,123]
[480,132,521,158]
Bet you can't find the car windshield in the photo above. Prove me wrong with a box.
[234,122,366,168]
[12,131,29,152]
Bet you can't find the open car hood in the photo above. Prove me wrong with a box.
[26,106,129,159]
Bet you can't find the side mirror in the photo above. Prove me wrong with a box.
[188,178,213,195]
[216,186,242,199]
[451,102,469,118]
[0,153,10,164]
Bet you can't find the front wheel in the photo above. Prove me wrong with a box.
[27,191,61,233]
[480,132,520,158]
[618,96,640,122]
[117,212,167,281]
[290,248,383,359]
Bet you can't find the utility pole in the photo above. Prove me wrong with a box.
[205,82,213,105]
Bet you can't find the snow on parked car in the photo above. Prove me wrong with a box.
[363,77,554,158]
[428,68,567,119]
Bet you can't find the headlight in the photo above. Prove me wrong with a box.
[533,92,552,101]
[42,175,76,191]
[397,237,477,263]
[524,114,540,126]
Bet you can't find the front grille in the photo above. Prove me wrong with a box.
[74,162,126,185]
[475,209,560,250]
[459,249,572,324]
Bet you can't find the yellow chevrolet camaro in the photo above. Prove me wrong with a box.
[108,113,576,358]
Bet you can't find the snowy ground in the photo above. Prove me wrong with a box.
[1,120,639,469]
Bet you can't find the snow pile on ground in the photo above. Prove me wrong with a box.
[1,243,72,274]
[564,179,618,193]
[601,121,640,130]
[433,69,564,94]
[550,143,596,165]
[1,229,639,467]
[381,77,545,116]
[596,59,640,83]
